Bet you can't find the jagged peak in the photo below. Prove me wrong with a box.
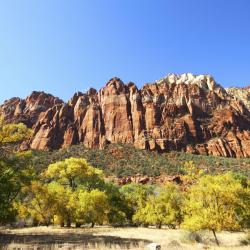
[26,90,61,100]
[226,85,250,90]
[105,77,124,87]
[155,73,222,91]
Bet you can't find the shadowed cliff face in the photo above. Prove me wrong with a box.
[1,73,250,158]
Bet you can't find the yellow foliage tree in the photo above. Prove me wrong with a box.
[0,117,32,148]
[17,181,57,225]
[0,118,32,223]
[45,157,104,191]
[183,172,249,245]
[133,183,184,229]
[74,189,110,227]
[183,161,204,185]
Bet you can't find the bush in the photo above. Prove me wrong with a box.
[180,231,203,244]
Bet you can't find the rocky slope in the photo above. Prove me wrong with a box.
[1,73,250,158]
[225,85,250,110]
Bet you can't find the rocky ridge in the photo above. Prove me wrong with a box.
[1,73,250,158]
[225,85,250,110]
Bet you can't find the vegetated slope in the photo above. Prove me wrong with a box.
[32,144,250,178]
[1,73,250,158]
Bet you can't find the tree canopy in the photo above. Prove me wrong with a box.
[183,172,250,245]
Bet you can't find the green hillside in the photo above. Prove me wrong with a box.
[32,144,250,178]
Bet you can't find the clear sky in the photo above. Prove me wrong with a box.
[0,0,250,103]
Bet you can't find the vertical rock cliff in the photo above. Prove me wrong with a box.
[1,73,250,158]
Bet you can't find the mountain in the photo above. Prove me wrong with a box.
[225,85,250,110]
[1,73,250,158]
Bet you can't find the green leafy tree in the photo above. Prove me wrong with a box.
[74,189,109,227]
[102,182,129,225]
[133,183,184,228]
[0,118,32,224]
[120,183,155,222]
[183,172,249,245]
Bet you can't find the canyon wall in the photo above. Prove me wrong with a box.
[1,73,250,158]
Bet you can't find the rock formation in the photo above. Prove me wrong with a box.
[1,73,250,158]
[225,85,250,110]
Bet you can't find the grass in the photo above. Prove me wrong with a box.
[0,226,249,249]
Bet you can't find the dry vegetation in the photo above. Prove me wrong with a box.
[0,226,249,250]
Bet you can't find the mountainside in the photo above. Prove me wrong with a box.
[225,85,250,110]
[1,73,250,158]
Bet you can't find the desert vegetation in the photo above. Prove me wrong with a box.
[0,120,249,249]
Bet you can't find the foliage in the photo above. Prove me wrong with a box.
[183,161,205,184]
[31,143,250,178]
[45,157,104,191]
[0,117,32,147]
[102,182,130,225]
[17,157,113,227]
[0,119,249,231]
[133,183,184,228]
[16,181,57,226]
[182,172,250,245]
[0,119,33,224]
[120,183,155,222]
[74,189,109,227]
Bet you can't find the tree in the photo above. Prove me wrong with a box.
[0,117,32,155]
[0,118,32,224]
[45,158,104,191]
[120,183,155,222]
[74,189,109,227]
[183,172,249,245]
[17,181,76,227]
[16,181,56,226]
[133,183,184,228]
[47,182,75,227]
[102,182,129,225]
[17,158,111,227]
[183,161,204,185]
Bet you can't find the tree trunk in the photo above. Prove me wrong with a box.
[212,229,219,246]
[156,222,162,229]
[75,222,81,228]
[66,218,71,228]
[91,222,95,228]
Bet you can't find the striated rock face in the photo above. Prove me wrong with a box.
[1,73,250,158]
[226,86,250,110]
[0,91,63,127]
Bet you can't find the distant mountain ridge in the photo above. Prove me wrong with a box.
[1,73,250,158]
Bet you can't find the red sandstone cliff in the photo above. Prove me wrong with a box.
[1,73,250,158]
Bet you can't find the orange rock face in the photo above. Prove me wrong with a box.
[1,74,250,158]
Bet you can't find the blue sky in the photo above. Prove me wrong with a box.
[0,0,250,103]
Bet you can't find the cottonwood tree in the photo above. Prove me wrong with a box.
[74,189,110,227]
[45,157,104,191]
[183,172,249,246]
[133,183,183,228]
[18,158,112,227]
[120,183,155,222]
[0,118,32,224]
[17,181,57,226]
